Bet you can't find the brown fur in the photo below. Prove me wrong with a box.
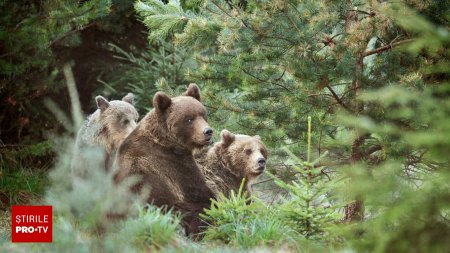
[72,93,138,178]
[194,129,268,199]
[114,84,215,237]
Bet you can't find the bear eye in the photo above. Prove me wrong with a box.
[186,118,193,123]
[245,149,252,155]
[260,148,267,157]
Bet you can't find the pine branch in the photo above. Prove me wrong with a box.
[210,0,234,20]
[227,0,250,28]
[48,21,97,47]
[364,144,382,157]
[0,51,17,58]
[252,178,274,186]
[346,9,374,16]
[241,68,268,83]
[345,0,352,33]
[210,0,249,28]
[307,93,333,98]
[362,39,413,57]
[285,9,302,35]
[325,83,354,113]
[348,38,413,113]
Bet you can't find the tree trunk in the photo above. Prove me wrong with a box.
[343,133,369,222]
[344,199,365,222]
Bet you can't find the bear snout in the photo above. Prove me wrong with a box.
[256,158,266,172]
[203,127,213,137]
[203,127,214,142]
[195,126,213,146]
[257,157,266,167]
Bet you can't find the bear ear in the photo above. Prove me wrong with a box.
[96,96,110,112]
[182,83,201,101]
[122,93,134,105]
[221,129,235,148]
[153,92,172,112]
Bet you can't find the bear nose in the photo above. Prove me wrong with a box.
[203,127,213,136]
[257,158,266,167]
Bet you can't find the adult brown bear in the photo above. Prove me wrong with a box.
[114,84,215,237]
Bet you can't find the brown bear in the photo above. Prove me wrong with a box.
[114,84,215,237]
[72,93,138,178]
[194,129,268,199]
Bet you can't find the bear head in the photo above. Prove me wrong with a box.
[95,93,139,152]
[152,83,213,151]
[219,129,268,180]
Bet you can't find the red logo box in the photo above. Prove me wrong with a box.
[11,205,52,243]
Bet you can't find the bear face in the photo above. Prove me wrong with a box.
[220,129,268,182]
[194,129,269,198]
[152,84,213,151]
[95,93,139,153]
[73,93,139,177]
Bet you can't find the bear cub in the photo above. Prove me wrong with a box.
[72,93,138,178]
[194,129,268,198]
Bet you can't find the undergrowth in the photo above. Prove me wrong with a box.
[0,165,48,210]
[201,182,297,249]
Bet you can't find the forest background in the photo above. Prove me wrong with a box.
[0,0,449,252]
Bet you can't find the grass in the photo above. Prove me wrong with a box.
[0,140,52,210]
[0,210,11,242]
[0,165,49,210]
[0,141,52,244]
[0,163,49,242]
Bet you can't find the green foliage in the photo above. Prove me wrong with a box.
[334,8,450,251]
[135,0,190,43]
[0,0,145,144]
[0,1,109,76]
[201,183,296,249]
[338,162,450,253]
[100,40,197,113]
[0,166,48,210]
[4,204,183,253]
[0,73,186,252]
[0,141,54,168]
[133,0,448,150]
[17,65,213,253]
[0,141,52,209]
[109,205,181,250]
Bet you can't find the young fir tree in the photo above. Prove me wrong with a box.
[268,116,341,241]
